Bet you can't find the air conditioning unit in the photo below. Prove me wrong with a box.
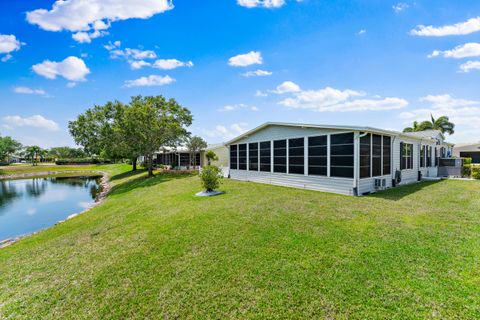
[374,178,386,189]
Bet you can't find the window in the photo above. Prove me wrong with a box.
[308,135,327,176]
[426,146,432,167]
[259,141,271,172]
[238,144,247,170]
[420,145,426,168]
[288,138,304,175]
[248,142,259,171]
[360,134,371,178]
[273,140,287,173]
[434,148,439,167]
[383,136,391,175]
[400,142,413,170]
[330,133,354,178]
[372,134,382,177]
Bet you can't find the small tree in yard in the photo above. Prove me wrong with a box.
[205,150,218,165]
[186,135,207,169]
[199,165,222,192]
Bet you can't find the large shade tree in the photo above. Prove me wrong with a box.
[403,115,455,135]
[0,135,22,164]
[69,101,142,170]
[118,95,192,177]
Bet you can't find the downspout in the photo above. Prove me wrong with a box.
[354,132,369,196]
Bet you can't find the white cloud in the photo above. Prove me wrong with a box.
[276,83,408,112]
[241,69,272,77]
[2,115,59,131]
[419,94,478,109]
[237,0,285,8]
[228,51,263,67]
[399,94,480,141]
[255,90,268,97]
[274,81,301,94]
[0,34,24,61]
[72,30,108,43]
[428,43,480,59]
[411,17,480,37]
[26,0,173,43]
[392,3,409,13]
[123,75,175,87]
[200,123,249,141]
[153,59,194,70]
[218,104,259,112]
[129,60,151,70]
[32,56,90,82]
[104,40,121,51]
[110,48,157,60]
[459,61,480,73]
[357,29,367,35]
[13,86,47,96]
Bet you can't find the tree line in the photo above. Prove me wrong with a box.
[0,136,88,166]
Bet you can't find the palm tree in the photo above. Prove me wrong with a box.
[403,115,455,135]
[24,146,43,166]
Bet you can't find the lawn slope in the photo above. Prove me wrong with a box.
[1,170,480,319]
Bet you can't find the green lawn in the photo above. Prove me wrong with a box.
[0,163,133,177]
[1,166,480,319]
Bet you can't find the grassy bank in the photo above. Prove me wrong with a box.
[0,163,133,179]
[1,167,480,319]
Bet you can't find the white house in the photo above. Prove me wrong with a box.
[152,144,228,169]
[226,122,453,196]
[453,142,480,163]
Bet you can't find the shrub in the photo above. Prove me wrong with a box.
[199,165,222,192]
[472,166,480,180]
[462,164,472,178]
[463,157,473,165]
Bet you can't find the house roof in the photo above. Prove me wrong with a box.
[155,143,224,154]
[226,122,448,145]
[453,142,480,150]
[402,130,445,140]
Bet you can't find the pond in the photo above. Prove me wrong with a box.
[0,176,102,241]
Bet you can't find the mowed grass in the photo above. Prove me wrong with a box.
[1,167,480,319]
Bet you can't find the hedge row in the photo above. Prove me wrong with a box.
[55,158,112,165]
[463,164,480,179]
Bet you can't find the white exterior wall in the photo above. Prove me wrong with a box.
[228,125,356,196]
[227,124,444,196]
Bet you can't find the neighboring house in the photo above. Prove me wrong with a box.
[152,144,229,169]
[453,142,480,163]
[202,143,228,167]
[226,122,453,196]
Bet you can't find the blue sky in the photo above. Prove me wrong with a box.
[1,0,480,148]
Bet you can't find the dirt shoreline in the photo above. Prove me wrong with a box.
[0,171,111,249]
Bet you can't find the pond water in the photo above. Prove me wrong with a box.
[0,176,102,241]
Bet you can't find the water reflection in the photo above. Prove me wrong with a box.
[0,181,21,212]
[0,176,102,240]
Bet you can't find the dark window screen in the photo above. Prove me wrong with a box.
[273,140,287,173]
[360,134,371,178]
[383,136,391,175]
[259,141,271,172]
[248,142,259,171]
[372,134,382,177]
[288,138,304,175]
[238,144,247,170]
[308,135,327,176]
[330,133,354,178]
